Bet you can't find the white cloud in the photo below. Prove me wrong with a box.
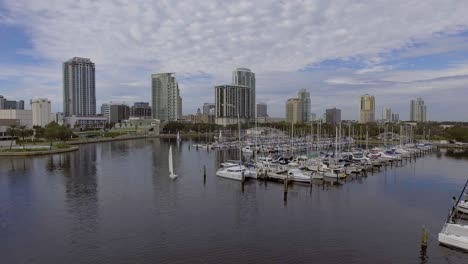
[1,0,468,120]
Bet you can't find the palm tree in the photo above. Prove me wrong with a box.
[6,125,17,150]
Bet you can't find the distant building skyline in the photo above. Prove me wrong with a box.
[326,107,342,125]
[0,95,24,110]
[63,57,96,117]
[410,98,427,122]
[202,103,215,115]
[286,98,303,124]
[383,107,392,122]
[298,89,311,122]
[256,103,268,118]
[359,94,375,123]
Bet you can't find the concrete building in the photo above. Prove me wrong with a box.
[64,115,108,130]
[286,98,303,124]
[30,98,51,127]
[257,103,268,118]
[151,73,181,122]
[326,108,341,125]
[382,107,392,122]
[215,85,250,126]
[360,94,375,123]
[63,57,96,117]
[410,98,427,122]
[130,102,152,118]
[101,103,130,124]
[0,109,33,128]
[0,95,24,110]
[113,118,160,135]
[298,89,311,122]
[202,103,215,115]
[392,113,400,122]
[232,68,255,120]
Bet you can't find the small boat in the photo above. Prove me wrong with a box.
[439,179,468,250]
[216,165,257,181]
[457,200,468,214]
[439,223,468,251]
[169,146,177,180]
[176,131,181,142]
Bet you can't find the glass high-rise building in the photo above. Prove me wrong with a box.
[298,89,311,122]
[232,68,255,120]
[256,103,268,118]
[151,73,181,121]
[63,57,96,117]
[410,98,427,122]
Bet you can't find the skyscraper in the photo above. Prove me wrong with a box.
[286,98,303,124]
[63,57,96,117]
[215,85,250,126]
[256,103,268,118]
[359,94,375,123]
[382,107,392,122]
[326,108,341,125]
[410,98,427,122]
[232,68,255,120]
[298,89,311,122]
[151,73,181,122]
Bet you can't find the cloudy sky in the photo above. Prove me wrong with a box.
[1,0,468,121]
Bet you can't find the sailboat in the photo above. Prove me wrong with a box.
[176,131,181,142]
[169,146,177,180]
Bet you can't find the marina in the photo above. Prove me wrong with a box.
[1,138,468,263]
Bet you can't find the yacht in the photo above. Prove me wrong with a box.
[216,165,257,181]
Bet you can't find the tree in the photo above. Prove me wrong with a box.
[6,125,17,149]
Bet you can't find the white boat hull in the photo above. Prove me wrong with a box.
[439,233,468,251]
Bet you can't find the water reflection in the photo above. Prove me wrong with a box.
[445,149,468,160]
[61,145,100,256]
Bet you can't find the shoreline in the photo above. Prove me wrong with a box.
[0,146,79,156]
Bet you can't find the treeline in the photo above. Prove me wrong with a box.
[162,121,468,142]
[7,122,75,142]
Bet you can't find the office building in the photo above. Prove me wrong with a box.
[286,98,303,124]
[130,102,152,118]
[232,68,255,120]
[257,103,268,118]
[63,57,96,117]
[410,98,427,122]
[326,108,341,125]
[359,94,375,123]
[30,98,51,127]
[101,103,130,124]
[0,109,33,128]
[392,113,400,122]
[298,89,311,122]
[215,85,250,126]
[151,73,181,122]
[0,95,24,110]
[64,116,108,130]
[382,107,392,122]
[202,103,215,115]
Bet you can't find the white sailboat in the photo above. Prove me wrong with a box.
[176,131,181,142]
[169,146,177,180]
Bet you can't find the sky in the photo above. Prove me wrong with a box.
[1,0,468,121]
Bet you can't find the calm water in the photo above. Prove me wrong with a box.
[1,139,468,264]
